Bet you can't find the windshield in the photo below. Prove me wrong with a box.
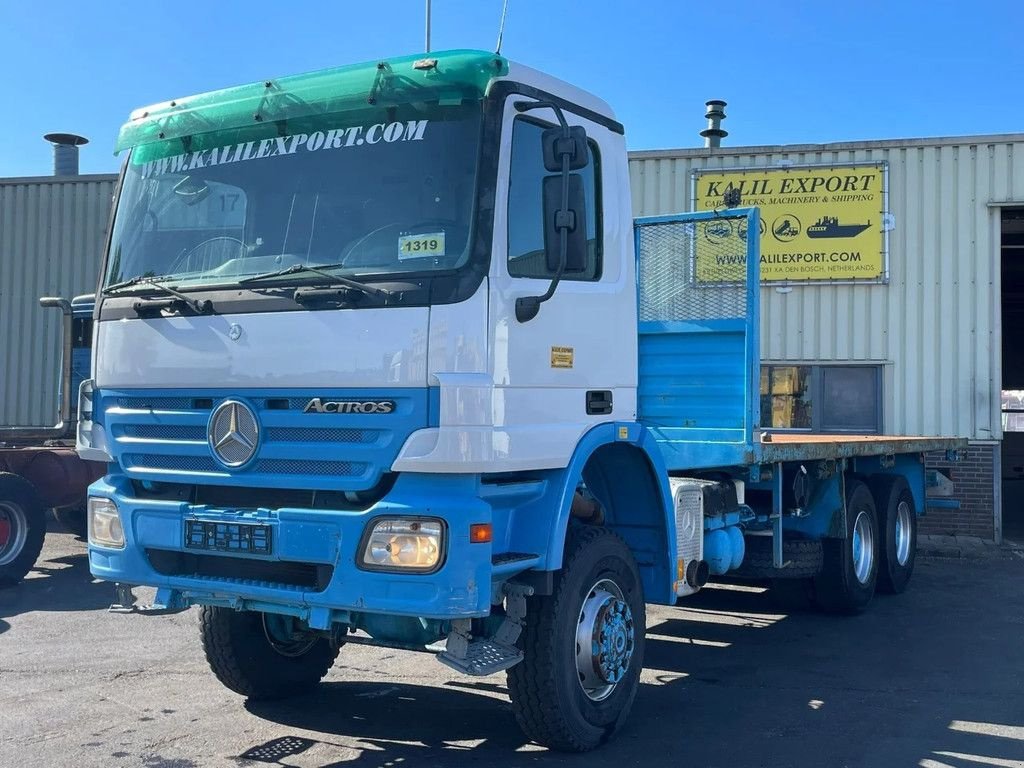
[105,100,482,290]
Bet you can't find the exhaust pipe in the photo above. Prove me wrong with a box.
[0,297,76,443]
[700,100,728,148]
[43,133,88,177]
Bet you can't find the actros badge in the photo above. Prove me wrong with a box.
[303,398,395,414]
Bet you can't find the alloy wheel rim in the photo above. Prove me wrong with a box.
[0,502,28,566]
[851,509,875,584]
[895,500,913,566]
[575,578,635,702]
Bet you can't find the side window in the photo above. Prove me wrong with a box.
[760,364,882,433]
[507,116,601,280]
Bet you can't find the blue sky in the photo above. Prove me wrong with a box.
[2,0,1020,177]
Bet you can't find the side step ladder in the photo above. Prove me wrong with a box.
[437,583,531,675]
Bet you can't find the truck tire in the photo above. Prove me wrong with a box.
[732,536,823,579]
[507,526,645,752]
[869,474,917,594]
[199,607,340,700]
[813,479,878,614]
[53,505,88,539]
[0,473,47,588]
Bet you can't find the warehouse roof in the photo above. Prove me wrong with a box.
[629,132,1024,159]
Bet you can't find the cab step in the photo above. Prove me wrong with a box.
[437,583,531,676]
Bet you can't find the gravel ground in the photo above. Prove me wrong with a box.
[1,527,1022,768]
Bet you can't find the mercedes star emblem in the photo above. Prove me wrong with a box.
[208,400,260,468]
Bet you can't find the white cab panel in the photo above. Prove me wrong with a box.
[95,307,430,389]
[392,386,638,473]
[396,94,640,474]
[425,280,488,380]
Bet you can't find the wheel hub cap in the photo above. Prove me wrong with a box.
[0,502,27,566]
[852,509,875,585]
[895,500,913,566]
[576,579,635,701]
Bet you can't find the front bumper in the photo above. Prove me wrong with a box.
[87,472,493,622]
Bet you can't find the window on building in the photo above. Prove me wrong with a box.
[1001,390,1024,432]
[507,116,601,280]
[761,364,882,433]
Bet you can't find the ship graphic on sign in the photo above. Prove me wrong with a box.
[807,216,871,238]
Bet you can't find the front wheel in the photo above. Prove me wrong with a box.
[507,526,646,752]
[199,607,341,700]
[0,473,47,588]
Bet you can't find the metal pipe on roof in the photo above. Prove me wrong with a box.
[43,133,89,176]
[700,100,728,148]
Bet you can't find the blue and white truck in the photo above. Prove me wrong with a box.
[78,50,962,751]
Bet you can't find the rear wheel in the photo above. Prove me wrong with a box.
[870,475,917,594]
[507,526,646,752]
[0,473,46,588]
[199,607,341,700]
[813,479,878,614]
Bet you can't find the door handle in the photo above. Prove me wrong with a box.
[586,390,613,415]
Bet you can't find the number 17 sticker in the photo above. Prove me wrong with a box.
[398,232,446,259]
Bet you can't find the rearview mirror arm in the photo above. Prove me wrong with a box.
[513,100,572,323]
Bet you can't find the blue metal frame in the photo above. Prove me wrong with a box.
[634,207,762,470]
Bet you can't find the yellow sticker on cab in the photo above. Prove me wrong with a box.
[550,346,574,368]
[398,232,445,259]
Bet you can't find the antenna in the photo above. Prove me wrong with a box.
[425,0,431,52]
[495,0,509,54]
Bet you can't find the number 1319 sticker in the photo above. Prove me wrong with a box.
[398,232,446,259]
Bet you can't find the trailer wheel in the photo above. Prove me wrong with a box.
[869,475,917,594]
[813,479,878,614]
[199,607,340,700]
[732,536,823,579]
[507,526,645,752]
[0,473,47,588]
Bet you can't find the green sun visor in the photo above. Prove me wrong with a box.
[115,49,508,154]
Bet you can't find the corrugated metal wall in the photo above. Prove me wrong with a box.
[0,174,116,426]
[629,136,1024,439]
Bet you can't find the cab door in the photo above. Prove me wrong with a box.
[487,97,637,470]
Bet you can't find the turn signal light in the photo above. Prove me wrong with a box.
[470,523,492,544]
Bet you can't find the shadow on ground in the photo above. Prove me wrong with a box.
[0,525,111,629]
[240,560,1024,768]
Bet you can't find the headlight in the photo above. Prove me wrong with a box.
[88,497,125,549]
[360,518,444,572]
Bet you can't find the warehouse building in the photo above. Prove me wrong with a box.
[630,129,1024,542]
[0,136,115,428]
[2,128,1021,542]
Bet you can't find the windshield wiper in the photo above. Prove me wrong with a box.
[103,275,213,314]
[238,263,393,298]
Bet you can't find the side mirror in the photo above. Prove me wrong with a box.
[543,174,588,273]
[542,126,589,172]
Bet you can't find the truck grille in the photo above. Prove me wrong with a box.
[102,388,427,492]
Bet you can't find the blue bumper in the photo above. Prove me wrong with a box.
[88,472,494,621]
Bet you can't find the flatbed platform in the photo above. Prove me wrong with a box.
[758,434,966,464]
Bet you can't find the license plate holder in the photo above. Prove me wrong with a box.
[184,519,273,555]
